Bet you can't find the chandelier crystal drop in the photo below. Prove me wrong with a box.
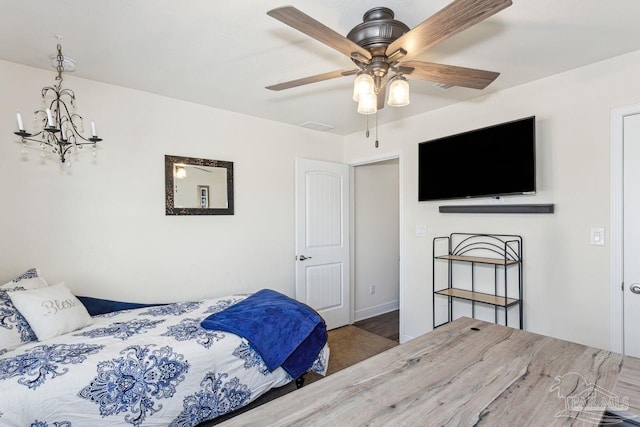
[13,40,102,165]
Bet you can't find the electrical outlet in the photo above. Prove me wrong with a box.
[370,285,376,295]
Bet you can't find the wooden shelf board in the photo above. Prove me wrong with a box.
[435,254,519,265]
[435,288,519,307]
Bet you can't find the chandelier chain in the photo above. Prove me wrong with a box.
[54,44,64,90]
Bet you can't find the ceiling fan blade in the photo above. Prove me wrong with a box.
[386,0,512,61]
[268,6,372,62]
[397,66,416,75]
[401,60,499,89]
[266,69,358,91]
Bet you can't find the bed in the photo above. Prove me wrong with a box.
[0,269,329,426]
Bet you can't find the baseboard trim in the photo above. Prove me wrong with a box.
[354,300,399,322]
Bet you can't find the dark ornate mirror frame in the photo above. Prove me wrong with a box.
[165,155,234,215]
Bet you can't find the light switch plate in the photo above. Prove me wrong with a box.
[416,225,427,237]
[590,228,605,246]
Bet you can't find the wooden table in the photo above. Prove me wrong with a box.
[220,317,640,426]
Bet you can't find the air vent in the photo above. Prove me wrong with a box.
[433,82,453,90]
[300,121,334,132]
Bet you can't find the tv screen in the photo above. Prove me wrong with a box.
[418,116,536,201]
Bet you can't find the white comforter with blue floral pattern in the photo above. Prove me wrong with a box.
[0,295,329,426]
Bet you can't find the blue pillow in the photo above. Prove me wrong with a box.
[77,296,165,316]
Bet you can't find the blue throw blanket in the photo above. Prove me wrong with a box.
[200,289,327,379]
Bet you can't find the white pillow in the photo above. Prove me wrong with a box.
[0,268,48,354]
[8,282,93,341]
[1,267,48,290]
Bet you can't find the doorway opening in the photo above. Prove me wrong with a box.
[350,153,404,342]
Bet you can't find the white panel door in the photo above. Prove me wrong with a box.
[295,158,350,330]
[624,113,640,357]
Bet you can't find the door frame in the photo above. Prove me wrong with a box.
[348,151,406,343]
[610,102,640,354]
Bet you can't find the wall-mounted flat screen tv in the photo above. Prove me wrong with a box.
[418,116,536,201]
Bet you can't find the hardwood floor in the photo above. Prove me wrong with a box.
[205,310,399,425]
[354,309,399,342]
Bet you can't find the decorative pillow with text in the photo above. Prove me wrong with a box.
[8,282,93,341]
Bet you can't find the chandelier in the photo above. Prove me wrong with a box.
[13,40,102,165]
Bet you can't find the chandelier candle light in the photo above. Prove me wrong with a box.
[13,39,102,165]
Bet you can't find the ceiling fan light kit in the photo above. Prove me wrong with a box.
[388,76,410,107]
[266,0,512,122]
[357,91,378,115]
[352,72,375,102]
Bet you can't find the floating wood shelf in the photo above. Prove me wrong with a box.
[435,254,519,266]
[439,204,554,214]
[434,288,519,307]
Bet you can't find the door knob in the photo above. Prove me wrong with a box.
[298,255,312,261]
[631,284,640,295]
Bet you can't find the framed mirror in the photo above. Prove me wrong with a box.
[165,155,234,215]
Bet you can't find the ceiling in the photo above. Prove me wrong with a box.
[2,0,640,136]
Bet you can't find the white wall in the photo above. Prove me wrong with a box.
[345,49,640,350]
[354,159,400,321]
[5,47,640,350]
[0,59,343,303]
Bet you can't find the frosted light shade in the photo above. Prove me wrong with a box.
[175,165,187,179]
[353,73,375,102]
[357,91,377,115]
[388,78,410,107]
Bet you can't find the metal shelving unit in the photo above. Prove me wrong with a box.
[433,233,523,329]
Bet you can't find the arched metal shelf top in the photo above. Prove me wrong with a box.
[432,232,524,330]
[449,233,522,262]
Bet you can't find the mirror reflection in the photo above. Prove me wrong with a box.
[173,164,228,209]
[165,155,234,215]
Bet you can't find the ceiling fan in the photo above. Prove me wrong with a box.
[266,0,512,114]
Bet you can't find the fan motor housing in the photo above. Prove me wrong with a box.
[346,7,410,56]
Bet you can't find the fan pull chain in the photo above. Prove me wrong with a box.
[365,114,370,138]
[375,111,379,148]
